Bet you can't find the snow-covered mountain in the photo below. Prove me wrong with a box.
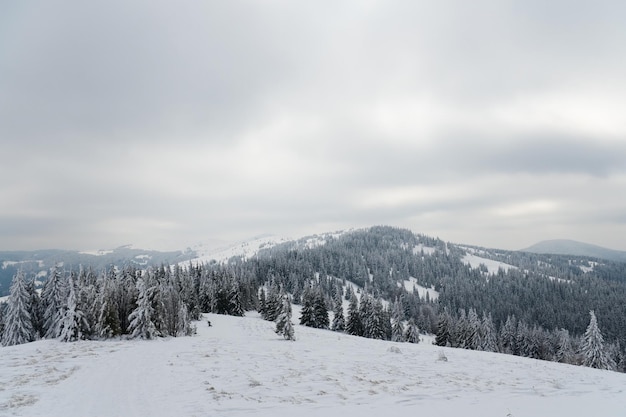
[1,311,624,417]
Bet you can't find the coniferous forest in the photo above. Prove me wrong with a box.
[1,226,624,373]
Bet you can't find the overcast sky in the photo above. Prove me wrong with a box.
[2,0,626,252]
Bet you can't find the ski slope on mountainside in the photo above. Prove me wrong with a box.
[2,313,625,417]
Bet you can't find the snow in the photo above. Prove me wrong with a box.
[187,235,292,264]
[78,250,114,256]
[412,244,437,256]
[579,261,599,273]
[462,253,517,275]
[399,277,439,301]
[2,313,625,417]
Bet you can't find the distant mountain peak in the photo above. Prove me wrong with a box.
[521,239,626,262]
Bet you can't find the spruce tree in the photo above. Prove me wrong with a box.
[391,301,405,343]
[41,266,67,339]
[275,294,295,341]
[299,287,315,327]
[331,293,345,332]
[1,270,35,346]
[480,313,498,352]
[312,288,329,330]
[404,318,420,343]
[435,310,452,347]
[581,310,614,370]
[554,328,573,364]
[58,274,90,342]
[127,277,159,339]
[345,292,363,336]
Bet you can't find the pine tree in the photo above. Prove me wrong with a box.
[331,293,345,332]
[127,277,159,340]
[581,310,614,370]
[299,287,315,327]
[275,294,295,341]
[41,266,67,339]
[404,318,420,343]
[435,310,452,347]
[499,315,517,354]
[1,270,35,346]
[313,288,329,330]
[58,274,90,342]
[480,313,498,352]
[391,300,405,343]
[554,328,574,364]
[95,278,121,338]
[345,292,363,336]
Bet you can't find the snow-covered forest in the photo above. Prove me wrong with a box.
[1,226,624,374]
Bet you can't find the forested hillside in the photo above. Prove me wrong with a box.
[1,226,624,372]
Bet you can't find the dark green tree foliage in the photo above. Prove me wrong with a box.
[345,292,363,336]
[299,287,315,326]
[260,280,281,321]
[331,292,345,332]
[96,277,121,338]
[391,300,405,342]
[435,310,452,347]
[300,286,329,329]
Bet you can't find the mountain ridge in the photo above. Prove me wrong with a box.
[522,239,626,262]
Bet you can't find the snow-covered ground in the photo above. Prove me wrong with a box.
[399,277,439,301]
[2,313,625,417]
[413,244,437,256]
[462,253,518,275]
[187,235,291,264]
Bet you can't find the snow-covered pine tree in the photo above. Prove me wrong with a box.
[58,273,90,342]
[127,277,159,339]
[26,278,43,337]
[263,280,281,321]
[434,310,452,347]
[312,288,329,330]
[275,293,295,341]
[299,286,315,327]
[41,265,67,339]
[331,292,345,332]
[176,303,195,336]
[404,317,420,343]
[258,288,267,318]
[499,314,517,354]
[554,328,574,364]
[466,308,480,350]
[345,291,363,336]
[391,300,405,342]
[95,277,121,338]
[581,310,615,370]
[1,270,36,346]
[480,313,498,352]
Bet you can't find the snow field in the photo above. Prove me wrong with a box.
[1,312,626,417]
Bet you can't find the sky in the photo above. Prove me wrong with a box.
[1,0,626,252]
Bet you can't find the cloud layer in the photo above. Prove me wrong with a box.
[2,0,626,251]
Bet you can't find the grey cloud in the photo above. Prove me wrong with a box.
[2,0,626,251]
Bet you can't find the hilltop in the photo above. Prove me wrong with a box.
[1,311,625,417]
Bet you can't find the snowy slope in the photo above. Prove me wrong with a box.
[2,314,625,417]
[399,277,439,301]
[461,253,517,274]
[187,235,291,264]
